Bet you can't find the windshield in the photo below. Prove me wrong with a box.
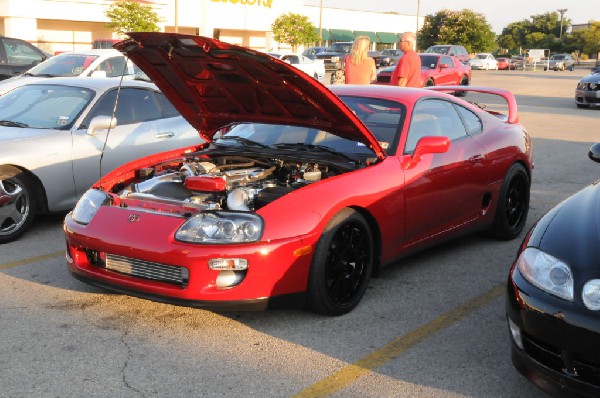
[26,54,100,77]
[426,46,449,55]
[420,55,439,69]
[551,55,565,60]
[215,97,404,157]
[0,84,94,129]
[475,54,488,59]
[327,43,352,53]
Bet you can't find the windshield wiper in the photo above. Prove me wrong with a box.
[0,120,29,128]
[274,143,358,163]
[218,135,271,148]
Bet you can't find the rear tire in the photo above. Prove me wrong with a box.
[0,170,37,244]
[492,164,530,240]
[306,208,373,316]
[424,79,434,87]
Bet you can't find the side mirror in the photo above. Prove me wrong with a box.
[588,143,600,163]
[404,136,450,169]
[90,70,107,78]
[87,115,117,136]
[439,63,449,69]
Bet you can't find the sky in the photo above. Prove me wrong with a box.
[304,0,599,33]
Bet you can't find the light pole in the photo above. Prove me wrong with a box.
[319,0,323,46]
[416,0,421,50]
[558,8,567,38]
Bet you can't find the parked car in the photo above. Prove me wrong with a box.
[314,41,353,71]
[0,49,139,94]
[378,49,403,67]
[92,38,121,49]
[63,33,532,316]
[546,53,575,71]
[267,53,325,83]
[0,77,202,243]
[509,55,525,70]
[506,142,600,398]
[575,68,600,108]
[0,35,50,80]
[424,44,469,64]
[376,53,471,96]
[368,50,382,68]
[469,53,499,70]
[497,58,510,70]
[301,46,326,60]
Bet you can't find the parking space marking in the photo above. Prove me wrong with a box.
[0,250,64,270]
[293,284,504,397]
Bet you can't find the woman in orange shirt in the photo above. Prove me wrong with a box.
[344,36,376,84]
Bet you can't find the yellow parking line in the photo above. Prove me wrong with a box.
[0,250,64,270]
[293,283,505,398]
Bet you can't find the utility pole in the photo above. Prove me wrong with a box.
[558,8,567,38]
[319,0,323,46]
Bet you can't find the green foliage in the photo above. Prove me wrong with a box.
[271,12,319,52]
[419,9,497,53]
[105,0,161,36]
[497,12,572,53]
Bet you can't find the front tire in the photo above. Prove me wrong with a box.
[0,171,37,244]
[454,75,469,97]
[492,164,530,240]
[306,208,374,316]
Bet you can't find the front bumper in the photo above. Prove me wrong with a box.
[506,267,600,397]
[576,89,600,106]
[64,207,319,310]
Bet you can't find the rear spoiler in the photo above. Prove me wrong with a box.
[426,86,519,124]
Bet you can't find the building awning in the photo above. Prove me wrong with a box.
[353,31,378,42]
[315,28,332,41]
[329,29,355,42]
[376,32,400,44]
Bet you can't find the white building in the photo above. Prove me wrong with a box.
[0,0,421,54]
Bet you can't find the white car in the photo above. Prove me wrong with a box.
[0,77,203,243]
[469,53,498,70]
[0,49,139,94]
[268,53,326,83]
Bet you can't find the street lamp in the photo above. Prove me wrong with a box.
[319,0,323,46]
[558,8,567,38]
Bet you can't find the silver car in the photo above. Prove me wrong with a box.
[0,77,203,243]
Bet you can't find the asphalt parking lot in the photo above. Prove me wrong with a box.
[2,67,599,397]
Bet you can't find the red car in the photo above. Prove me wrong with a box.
[376,53,471,95]
[64,33,532,315]
[497,57,510,70]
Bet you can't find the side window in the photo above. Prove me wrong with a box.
[94,56,128,77]
[156,92,179,118]
[2,38,44,66]
[405,99,468,153]
[83,88,162,127]
[440,56,453,67]
[454,104,483,135]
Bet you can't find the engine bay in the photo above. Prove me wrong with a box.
[117,155,347,213]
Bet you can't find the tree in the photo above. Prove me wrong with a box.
[497,12,572,54]
[105,0,161,36]
[271,12,319,52]
[419,9,496,53]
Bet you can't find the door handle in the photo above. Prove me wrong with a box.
[156,132,175,139]
[469,154,484,163]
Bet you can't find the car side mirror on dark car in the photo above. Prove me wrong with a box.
[588,143,600,163]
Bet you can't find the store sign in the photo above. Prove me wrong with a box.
[211,0,273,8]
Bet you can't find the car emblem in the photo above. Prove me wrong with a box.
[128,214,140,223]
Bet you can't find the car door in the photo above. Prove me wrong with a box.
[402,98,488,247]
[70,87,181,197]
[0,37,46,80]
[436,56,458,86]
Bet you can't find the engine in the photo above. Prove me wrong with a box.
[119,155,337,212]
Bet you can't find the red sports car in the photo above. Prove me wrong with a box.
[376,53,471,95]
[64,33,532,315]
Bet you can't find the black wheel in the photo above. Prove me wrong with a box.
[454,75,469,97]
[306,208,373,316]
[0,171,37,243]
[424,79,434,87]
[492,163,530,240]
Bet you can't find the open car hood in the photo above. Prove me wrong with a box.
[115,33,384,159]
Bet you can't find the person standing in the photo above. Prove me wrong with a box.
[344,36,377,84]
[390,32,421,87]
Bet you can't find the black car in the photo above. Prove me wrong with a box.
[378,49,403,67]
[506,143,600,398]
[301,46,326,60]
[0,36,49,80]
[575,68,600,108]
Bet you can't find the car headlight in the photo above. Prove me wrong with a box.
[175,212,263,244]
[577,82,588,90]
[331,56,339,63]
[517,247,573,301]
[590,83,598,90]
[582,280,600,310]
[71,189,111,225]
